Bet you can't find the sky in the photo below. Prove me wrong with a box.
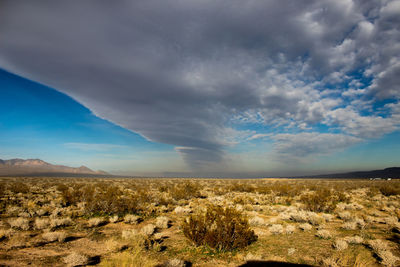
[0,0,399,177]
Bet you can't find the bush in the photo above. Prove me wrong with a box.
[300,188,348,213]
[379,184,400,196]
[181,204,257,251]
[169,181,201,201]
[8,217,30,230]
[63,252,90,267]
[59,183,140,216]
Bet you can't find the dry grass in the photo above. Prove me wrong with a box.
[0,177,399,266]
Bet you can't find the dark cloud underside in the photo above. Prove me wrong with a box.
[0,0,399,169]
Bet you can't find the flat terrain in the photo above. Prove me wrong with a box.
[0,177,399,266]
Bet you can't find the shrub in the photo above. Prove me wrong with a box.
[174,206,191,214]
[299,223,312,231]
[345,235,363,244]
[162,259,186,267]
[156,216,171,229]
[338,211,352,221]
[35,218,50,230]
[300,188,348,213]
[169,181,201,201]
[342,221,357,230]
[63,252,90,267]
[124,214,140,224]
[88,217,108,227]
[50,217,72,229]
[109,215,119,223]
[59,183,140,216]
[379,184,400,196]
[121,229,138,240]
[249,216,265,226]
[333,239,348,251]
[285,225,295,234]
[289,210,324,225]
[316,230,332,239]
[141,224,156,236]
[8,217,30,230]
[269,224,284,235]
[8,182,29,194]
[376,250,399,267]
[181,204,257,251]
[42,231,67,242]
[368,239,399,266]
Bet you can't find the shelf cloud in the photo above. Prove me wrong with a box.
[0,0,399,170]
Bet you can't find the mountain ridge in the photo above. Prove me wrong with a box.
[300,167,400,179]
[0,158,109,176]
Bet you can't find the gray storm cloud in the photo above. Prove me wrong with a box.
[0,0,399,169]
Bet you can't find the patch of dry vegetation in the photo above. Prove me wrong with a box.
[0,177,399,266]
[181,204,257,251]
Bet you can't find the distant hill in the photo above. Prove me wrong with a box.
[0,158,109,177]
[306,167,400,179]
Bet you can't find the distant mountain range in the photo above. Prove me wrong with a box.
[0,158,109,177]
[303,167,400,179]
[0,158,399,178]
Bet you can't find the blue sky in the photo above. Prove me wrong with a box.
[0,1,399,176]
[0,69,183,175]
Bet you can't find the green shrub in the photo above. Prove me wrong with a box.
[182,204,257,251]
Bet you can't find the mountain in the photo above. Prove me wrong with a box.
[305,167,400,179]
[0,158,109,176]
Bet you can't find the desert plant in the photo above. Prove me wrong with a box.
[50,217,72,229]
[88,217,108,227]
[249,216,266,226]
[299,223,312,231]
[269,224,284,235]
[181,204,257,251]
[316,229,332,239]
[333,239,348,251]
[63,252,90,267]
[141,224,156,236]
[35,218,50,230]
[8,217,30,230]
[368,239,399,266]
[378,184,400,196]
[123,214,140,224]
[121,229,138,240]
[42,231,67,242]
[345,235,363,244]
[285,225,296,234]
[169,181,201,201]
[155,216,171,229]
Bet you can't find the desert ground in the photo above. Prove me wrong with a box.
[0,177,399,267]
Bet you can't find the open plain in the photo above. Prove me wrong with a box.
[0,177,399,267]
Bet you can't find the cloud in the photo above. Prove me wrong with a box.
[0,0,399,169]
[64,143,127,152]
[271,132,362,162]
[248,134,271,141]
